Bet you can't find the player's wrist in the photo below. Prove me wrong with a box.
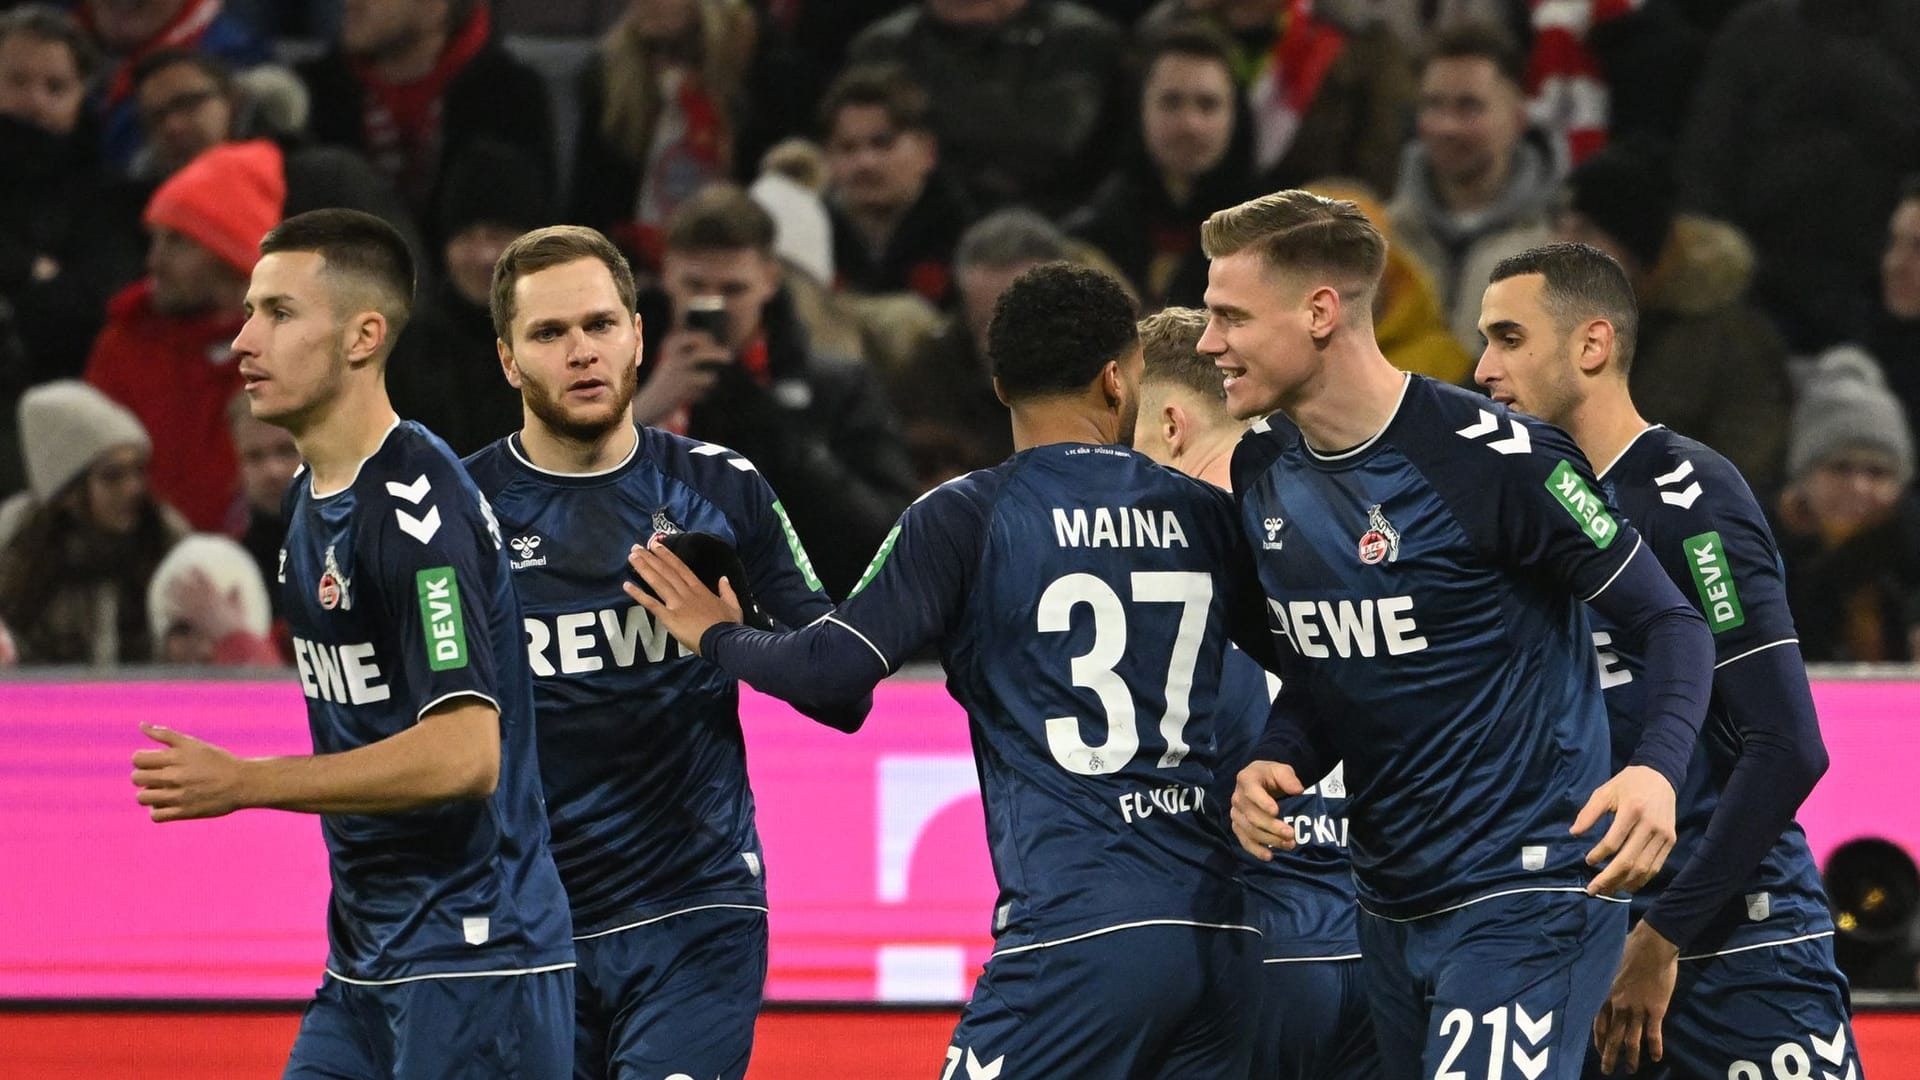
[1629,918,1681,959]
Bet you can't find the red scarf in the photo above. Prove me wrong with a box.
[86,0,228,106]
[353,4,493,203]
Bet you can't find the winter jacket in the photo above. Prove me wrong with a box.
[388,281,525,458]
[829,171,976,306]
[1064,154,1259,312]
[1630,216,1792,495]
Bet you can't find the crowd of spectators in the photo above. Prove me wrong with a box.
[0,0,1916,665]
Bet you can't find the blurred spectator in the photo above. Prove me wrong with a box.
[820,63,973,306]
[0,6,145,386]
[1676,0,1920,352]
[1524,0,1709,165]
[569,0,760,274]
[0,380,186,664]
[128,48,419,251]
[84,139,281,531]
[885,208,1070,487]
[749,138,834,288]
[1388,22,1556,354]
[1866,179,1920,431]
[298,0,553,233]
[1557,139,1791,492]
[491,0,625,35]
[1138,0,1414,198]
[1775,349,1920,663]
[1065,23,1254,312]
[225,391,296,637]
[388,139,546,456]
[1315,0,1527,52]
[146,532,280,664]
[1307,178,1473,384]
[635,183,918,596]
[848,0,1130,215]
[76,0,270,169]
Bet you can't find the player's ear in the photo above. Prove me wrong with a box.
[631,312,644,369]
[497,337,522,389]
[1163,402,1187,456]
[992,376,1011,407]
[1575,318,1614,375]
[342,310,387,368]
[1305,285,1341,343]
[1100,360,1124,410]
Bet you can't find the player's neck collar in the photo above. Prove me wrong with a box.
[506,425,641,480]
[1594,424,1664,481]
[309,417,402,500]
[1300,372,1411,464]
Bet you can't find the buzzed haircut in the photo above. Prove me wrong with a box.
[989,262,1138,402]
[1423,21,1525,87]
[1489,242,1641,372]
[260,208,417,344]
[1202,189,1387,312]
[490,224,638,343]
[1139,307,1224,403]
[955,208,1071,274]
[817,62,932,137]
[664,182,776,256]
[0,5,99,81]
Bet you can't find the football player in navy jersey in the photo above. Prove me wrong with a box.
[128,209,575,1078]
[1476,242,1861,1079]
[625,262,1275,1078]
[1133,305,1377,1080]
[463,224,866,1080]
[1203,190,1716,1080]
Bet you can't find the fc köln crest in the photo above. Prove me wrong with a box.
[318,544,352,610]
[1357,504,1400,566]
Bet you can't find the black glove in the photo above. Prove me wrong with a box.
[632,530,775,630]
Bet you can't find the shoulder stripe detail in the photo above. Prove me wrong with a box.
[1263,952,1364,964]
[989,919,1261,959]
[824,615,891,669]
[324,961,575,987]
[573,903,770,941]
[1358,886,1629,924]
[415,690,501,722]
[728,458,756,473]
[1678,930,1833,962]
[1713,638,1799,670]
[690,443,732,456]
[1582,535,1644,603]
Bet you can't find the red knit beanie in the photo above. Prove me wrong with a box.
[144,139,288,276]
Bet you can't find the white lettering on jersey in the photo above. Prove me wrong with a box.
[524,605,688,676]
[1269,596,1429,658]
[292,637,392,704]
[1050,507,1191,549]
[1591,630,1633,689]
[1116,783,1207,824]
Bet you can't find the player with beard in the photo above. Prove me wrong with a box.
[462,224,867,1080]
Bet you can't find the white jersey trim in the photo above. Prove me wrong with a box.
[506,427,639,478]
[1714,638,1799,670]
[1263,952,1363,964]
[1679,929,1833,962]
[573,903,770,942]
[1302,374,1411,462]
[1359,886,1629,924]
[989,919,1260,959]
[310,417,403,500]
[1594,425,1665,481]
[824,615,891,669]
[1582,535,1644,603]
[324,960,575,987]
[415,690,501,722]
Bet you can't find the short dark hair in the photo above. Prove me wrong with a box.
[1138,307,1223,403]
[1423,21,1525,88]
[955,208,1070,274]
[1202,189,1387,311]
[1138,22,1236,81]
[491,225,638,343]
[260,208,417,347]
[1489,242,1640,372]
[663,182,775,256]
[990,261,1138,402]
[0,5,99,82]
[817,62,931,138]
[131,47,232,97]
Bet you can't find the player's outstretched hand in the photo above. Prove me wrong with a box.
[1593,920,1679,1075]
[1573,764,1677,895]
[623,538,744,656]
[130,723,245,822]
[1229,761,1304,860]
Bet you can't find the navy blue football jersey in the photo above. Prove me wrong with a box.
[814,444,1255,949]
[1232,376,1656,919]
[1590,427,1834,953]
[279,420,572,982]
[462,428,836,934]
[1216,649,1358,960]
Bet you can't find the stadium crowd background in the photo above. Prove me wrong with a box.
[1,0,1919,1003]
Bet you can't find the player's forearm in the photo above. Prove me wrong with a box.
[1593,551,1715,790]
[1249,688,1332,785]
[237,703,501,815]
[703,619,890,708]
[1644,645,1828,949]
[788,692,873,734]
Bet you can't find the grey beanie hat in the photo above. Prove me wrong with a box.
[1787,347,1915,485]
[17,381,151,501]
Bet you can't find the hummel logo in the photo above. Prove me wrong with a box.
[1456,410,1532,455]
[1263,516,1285,551]
[651,510,683,537]
[1654,459,1703,509]
[509,534,547,570]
